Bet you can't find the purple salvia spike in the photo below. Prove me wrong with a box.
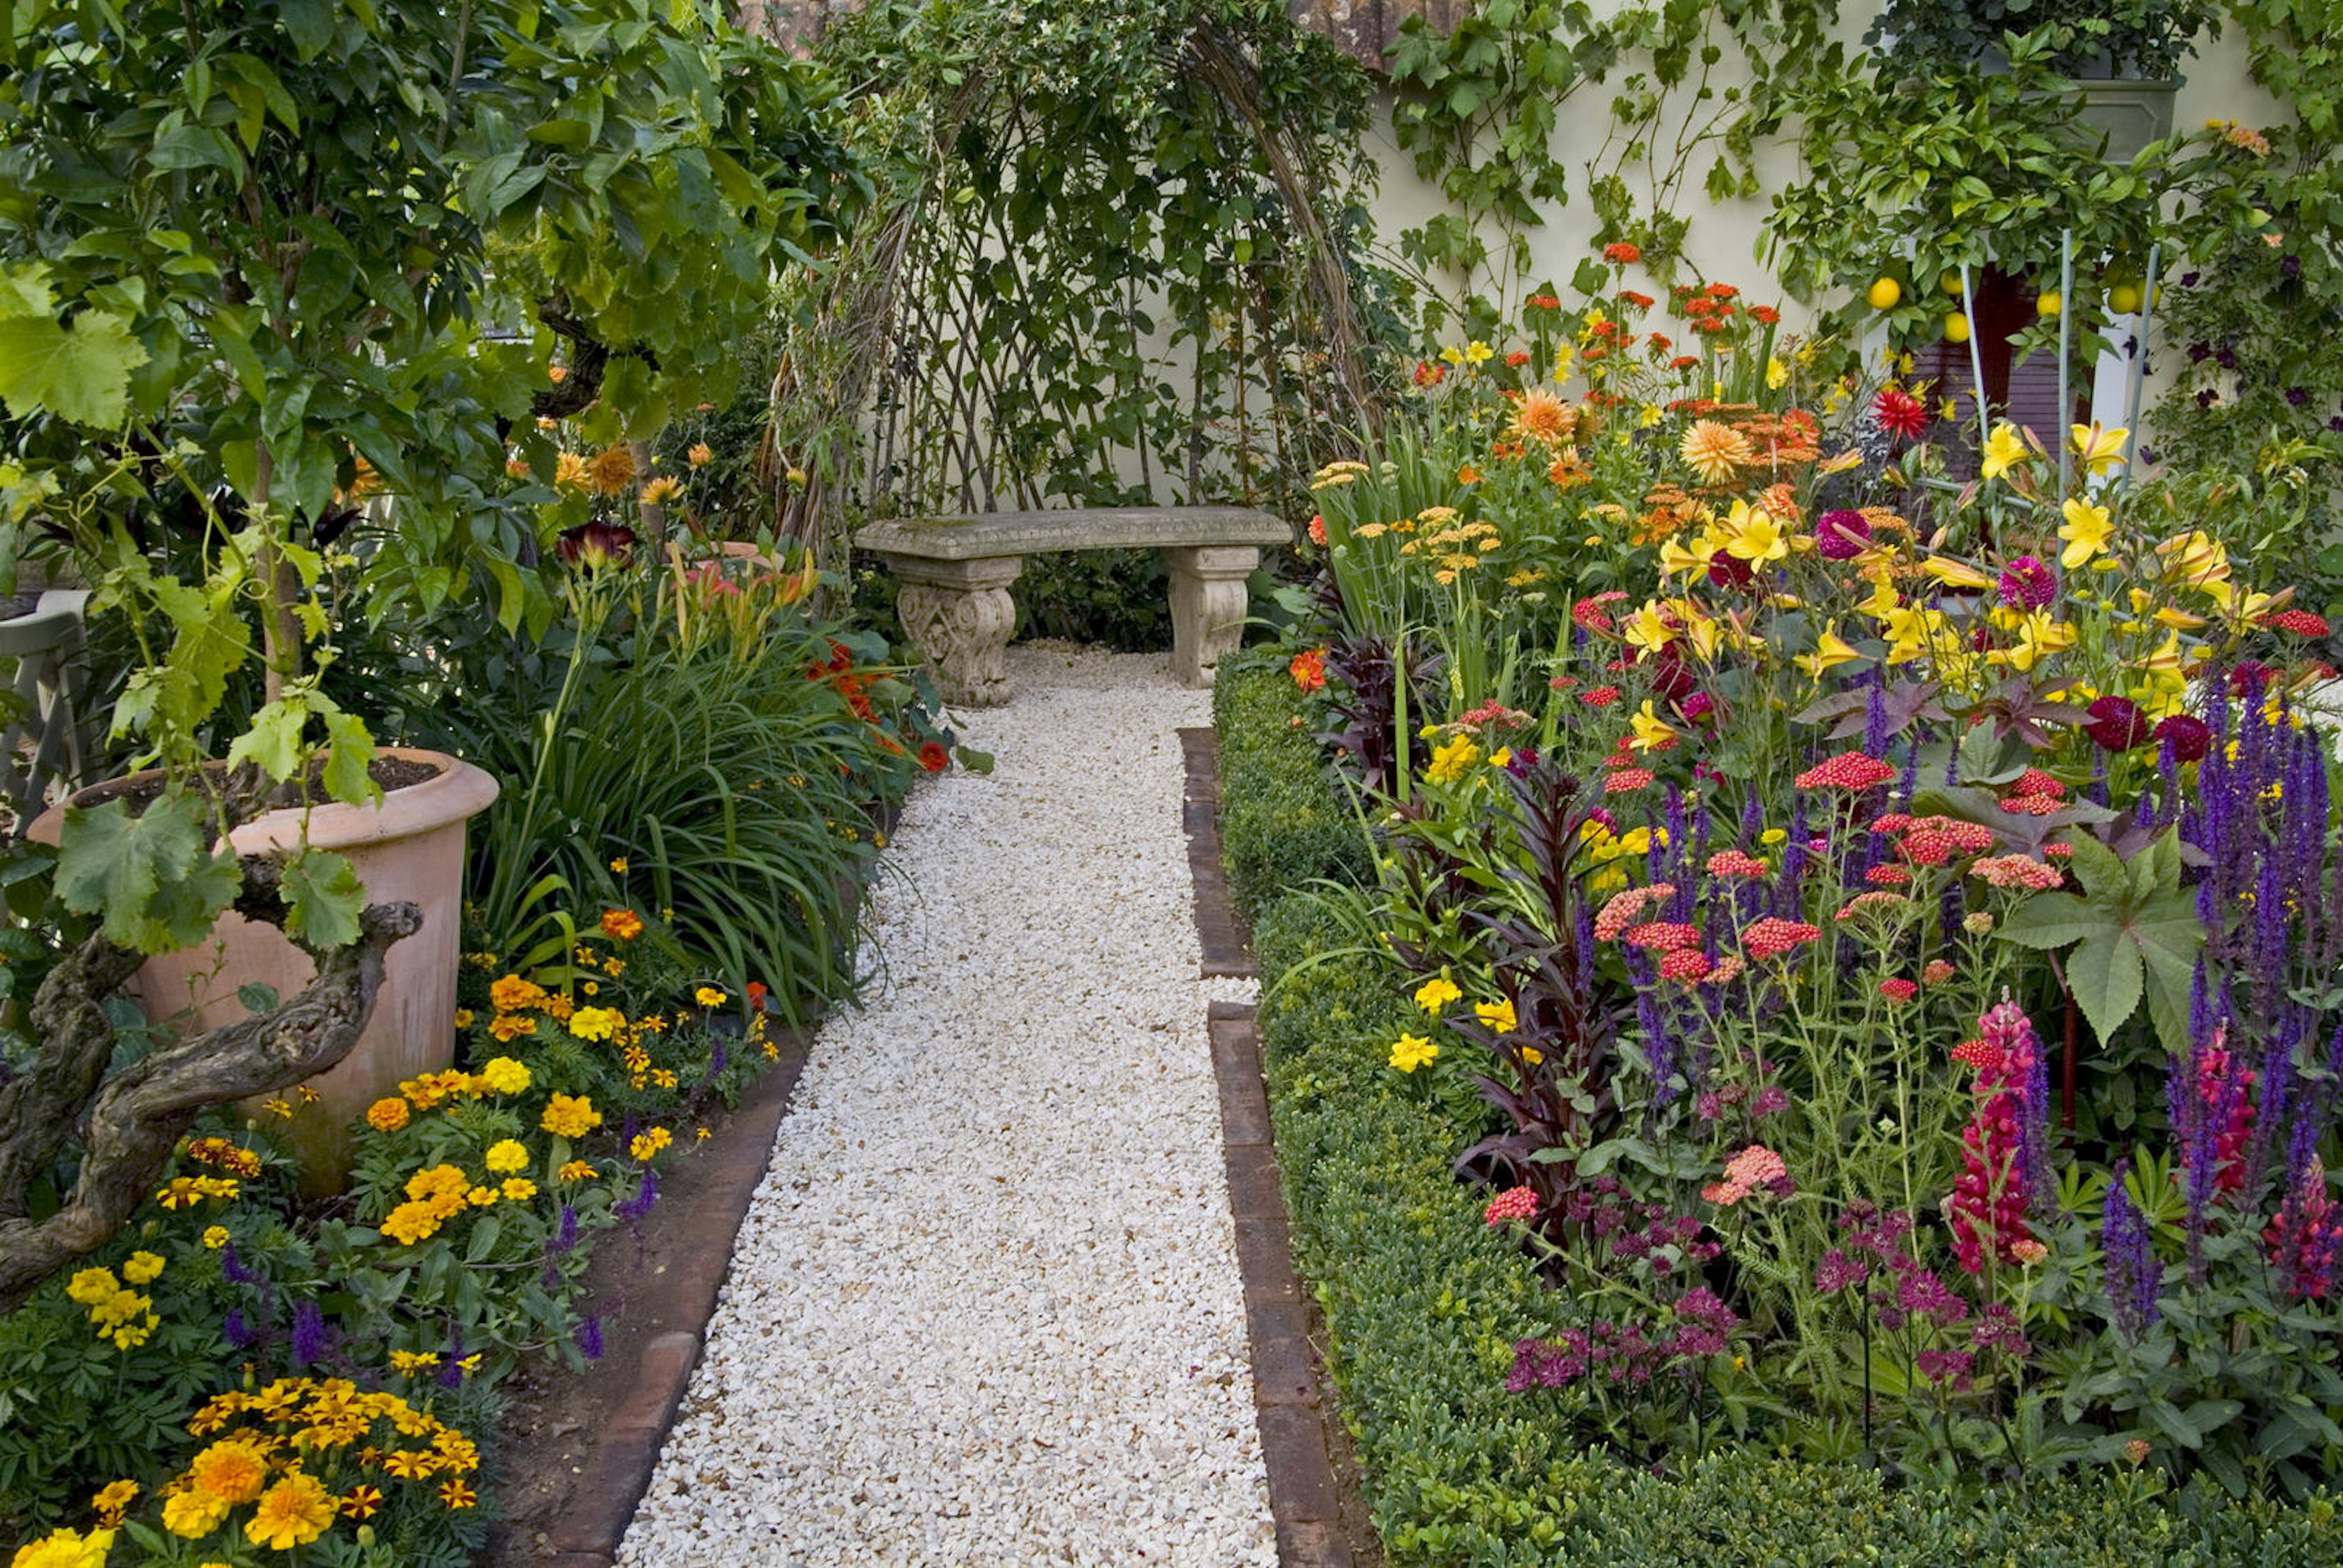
[1863,682,1888,758]
[2101,1160,2160,1337]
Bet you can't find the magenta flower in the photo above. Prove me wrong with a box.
[1816,509,1871,559]
[1997,555,2056,611]
[2082,694,2150,752]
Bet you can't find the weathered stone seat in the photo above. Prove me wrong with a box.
[854,506,1289,705]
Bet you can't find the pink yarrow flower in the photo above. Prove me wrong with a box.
[1485,1185,1539,1227]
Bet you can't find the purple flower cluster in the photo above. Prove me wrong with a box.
[2101,1160,2161,1339]
[1506,1286,1743,1392]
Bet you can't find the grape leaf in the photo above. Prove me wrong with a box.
[280,846,365,949]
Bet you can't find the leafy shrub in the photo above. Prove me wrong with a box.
[1211,649,1369,919]
[1015,549,1174,650]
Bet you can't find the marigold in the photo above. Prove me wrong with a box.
[476,1056,532,1095]
[542,1094,602,1140]
[694,986,730,1008]
[600,908,646,941]
[188,1439,270,1505]
[1389,1034,1439,1073]
[163,1487,231,1537]
[245,1472,336,1551]
[1413,976,1463,1015]
[366,1096,411,1134]
[483,1140,530,1175]
[567,1005,625,1041]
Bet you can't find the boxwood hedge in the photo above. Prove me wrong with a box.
[1217,649,2343,1568]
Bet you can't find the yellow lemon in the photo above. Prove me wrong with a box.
[1944,311,1971,343]
[2109,282,2142,314]
[2037,289,2062,317]
[1866,276,1902,311]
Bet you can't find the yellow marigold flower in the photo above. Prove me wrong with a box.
[694,986,729,1008]
[1475,998,1518,1034]
[1389,1034,1439,1073]
[388,1350,441,1374]
[11,1527,116,1568]
[482,1140,530,1176]
[244,1472,336,1552]
[476,1056,531,1095]
[557,1160,597,1182]
[489,1014,537,1043]
[366,1096,411,1133]
[189,1439,271,1505]
[1414,976,1463,1015]
[263,1097,293,1118]
[600,908,645,941]
[585,443,637,496]
[630,1127,674,1162]
[464,1185,499,1208]
[541,1094,602,1140]
[121,1251,164,1286]
[543,992,574,1021]
[65,1267,118,1307]
[697,1127,711,1140]
[163,1486,231,1537]
[638,475,684,508]
[685,444,713,469]
[1679,419,1753,485]
[454,1008,475,1029]
[203,1225,229,1249]
[406,1163,470,1203]
[91,1478,137,1525]
[440,1476,478,1509]
[501,1177,538,1202]
[567,1005,625,1041]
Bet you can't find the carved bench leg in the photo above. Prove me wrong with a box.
[1163,545,1259,688]
[888,555,1023,707]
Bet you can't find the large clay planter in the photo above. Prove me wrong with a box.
[31,747,498,1192]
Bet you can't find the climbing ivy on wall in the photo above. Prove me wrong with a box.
[1383,0,1840,333]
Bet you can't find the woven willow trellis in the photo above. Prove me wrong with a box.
[758,17,1386,561]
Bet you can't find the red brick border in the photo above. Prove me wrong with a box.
[1181,726,1359,1568]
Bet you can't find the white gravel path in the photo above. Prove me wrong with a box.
[617,644,1276,1568]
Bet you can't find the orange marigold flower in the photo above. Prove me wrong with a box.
[585,444,637,496]
[365,1098,410,1134]
[686,442,715,467]
[600,908,646,941]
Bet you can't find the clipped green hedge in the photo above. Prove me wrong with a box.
[1223,653,2343,1568]
[1211,647,1370,920]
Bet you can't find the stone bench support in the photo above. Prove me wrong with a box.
[855,507,1289,707]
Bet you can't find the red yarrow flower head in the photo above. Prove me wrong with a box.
[1971,854,2064,891]
[1308,514,1327,547]
[1873,386,1929,443]
[1706,849,1769,879]
[1741,917,1821,960]
[1815,509,1872,561]
[2084,694,2151,752]
[1795,751,1898,791]
[1593,883,1675,942]
[1485,1185,1539,1227]
[1625,921,1702,953]
[1579,685,1621,708]
[1658,948,1713,983]
[2266,608,2330,638]
[1879,977,1920,1003]
[1605,767,1655,794]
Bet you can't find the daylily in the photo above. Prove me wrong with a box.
[1922,555,1995,591]
[1857,573,1901,620]
[2002,611,2077,672]
[2141,626,2185,675]
[1623,602,1678,651]
[2057,496,2112,570]
[1658,534,1713,581]
[2071,423,2131,477]
[2157,530,2233,608]
[1794,621,1862,677]
[1722,501,1791,566]
[1981,422,2030,480]
[1628,700,1679,752]
[1675,603,1724,661]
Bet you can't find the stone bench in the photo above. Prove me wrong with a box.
[854,506,1290,705]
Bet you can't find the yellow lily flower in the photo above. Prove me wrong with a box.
[1464,340,1494,365]
[2142,627,2184,674]
[1624,602,1678,652]
[1628,700,1677,753]
[1981,422,2029,480]
[2153,604,2207,631]
[1858,574,1901,621]
[1677,603,1724,661]
[1723,502,1790,567]
[1923,556,1996,591]
[1658,534,1713,581]
[2058,496,2113,570]
[2070,423,2131,477]
[1795,622,1862,678]
[2005,611,2077,673]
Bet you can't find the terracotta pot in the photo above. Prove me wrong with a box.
[29,747,498,1191]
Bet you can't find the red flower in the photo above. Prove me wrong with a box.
[1505,350,1531,367]
[2154,713,2212,762]
[1740,917,1821,960]
[1618,290,1656,311]
[2266,608,2330,637]
[2083,694,2150,752]
[1290,648,1327,693]
[1670,354,1701,370]
[1705,281,1740,300]
[1578,685,1621,708]
[917,741,951,773]
[1872,386,1929,443]
[1414,361,1447,386]
[1794,751,1896,791]
[1878,977,1920,1004]
[1747,305,1781,324]
[1603,241,1642,265]
[1307,514,1326,547]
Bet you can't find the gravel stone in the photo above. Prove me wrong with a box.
[618,645,1275,1567]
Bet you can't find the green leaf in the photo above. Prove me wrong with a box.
[227,698,312,782]
[1998,890,2096,949]
[238,981,281,1014]
[54,793,240,953]
[2066,932,2143,1045]
[0,305,148,427]
[321,710,380,807]
[280,847,365,949]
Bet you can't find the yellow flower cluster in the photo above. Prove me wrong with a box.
[9,1528,113,1568]
[64,1262,159,1350]
[628,1126,674,1162]
[155,1174,239,1209]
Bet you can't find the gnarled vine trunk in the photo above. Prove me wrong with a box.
[0,863,421,1313]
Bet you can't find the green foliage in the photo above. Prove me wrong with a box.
[2001,829,2202,1051]
[1211,649,1369,919]
[1015,550,1175,650]
[1865,0,2222,78]
[1226,696,2343,1567]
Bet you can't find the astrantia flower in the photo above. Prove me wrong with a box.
[1815,509,1871,560]
[1680,419,1754,485]
[1873,386,1929,442]
[2083,694,2150,751]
